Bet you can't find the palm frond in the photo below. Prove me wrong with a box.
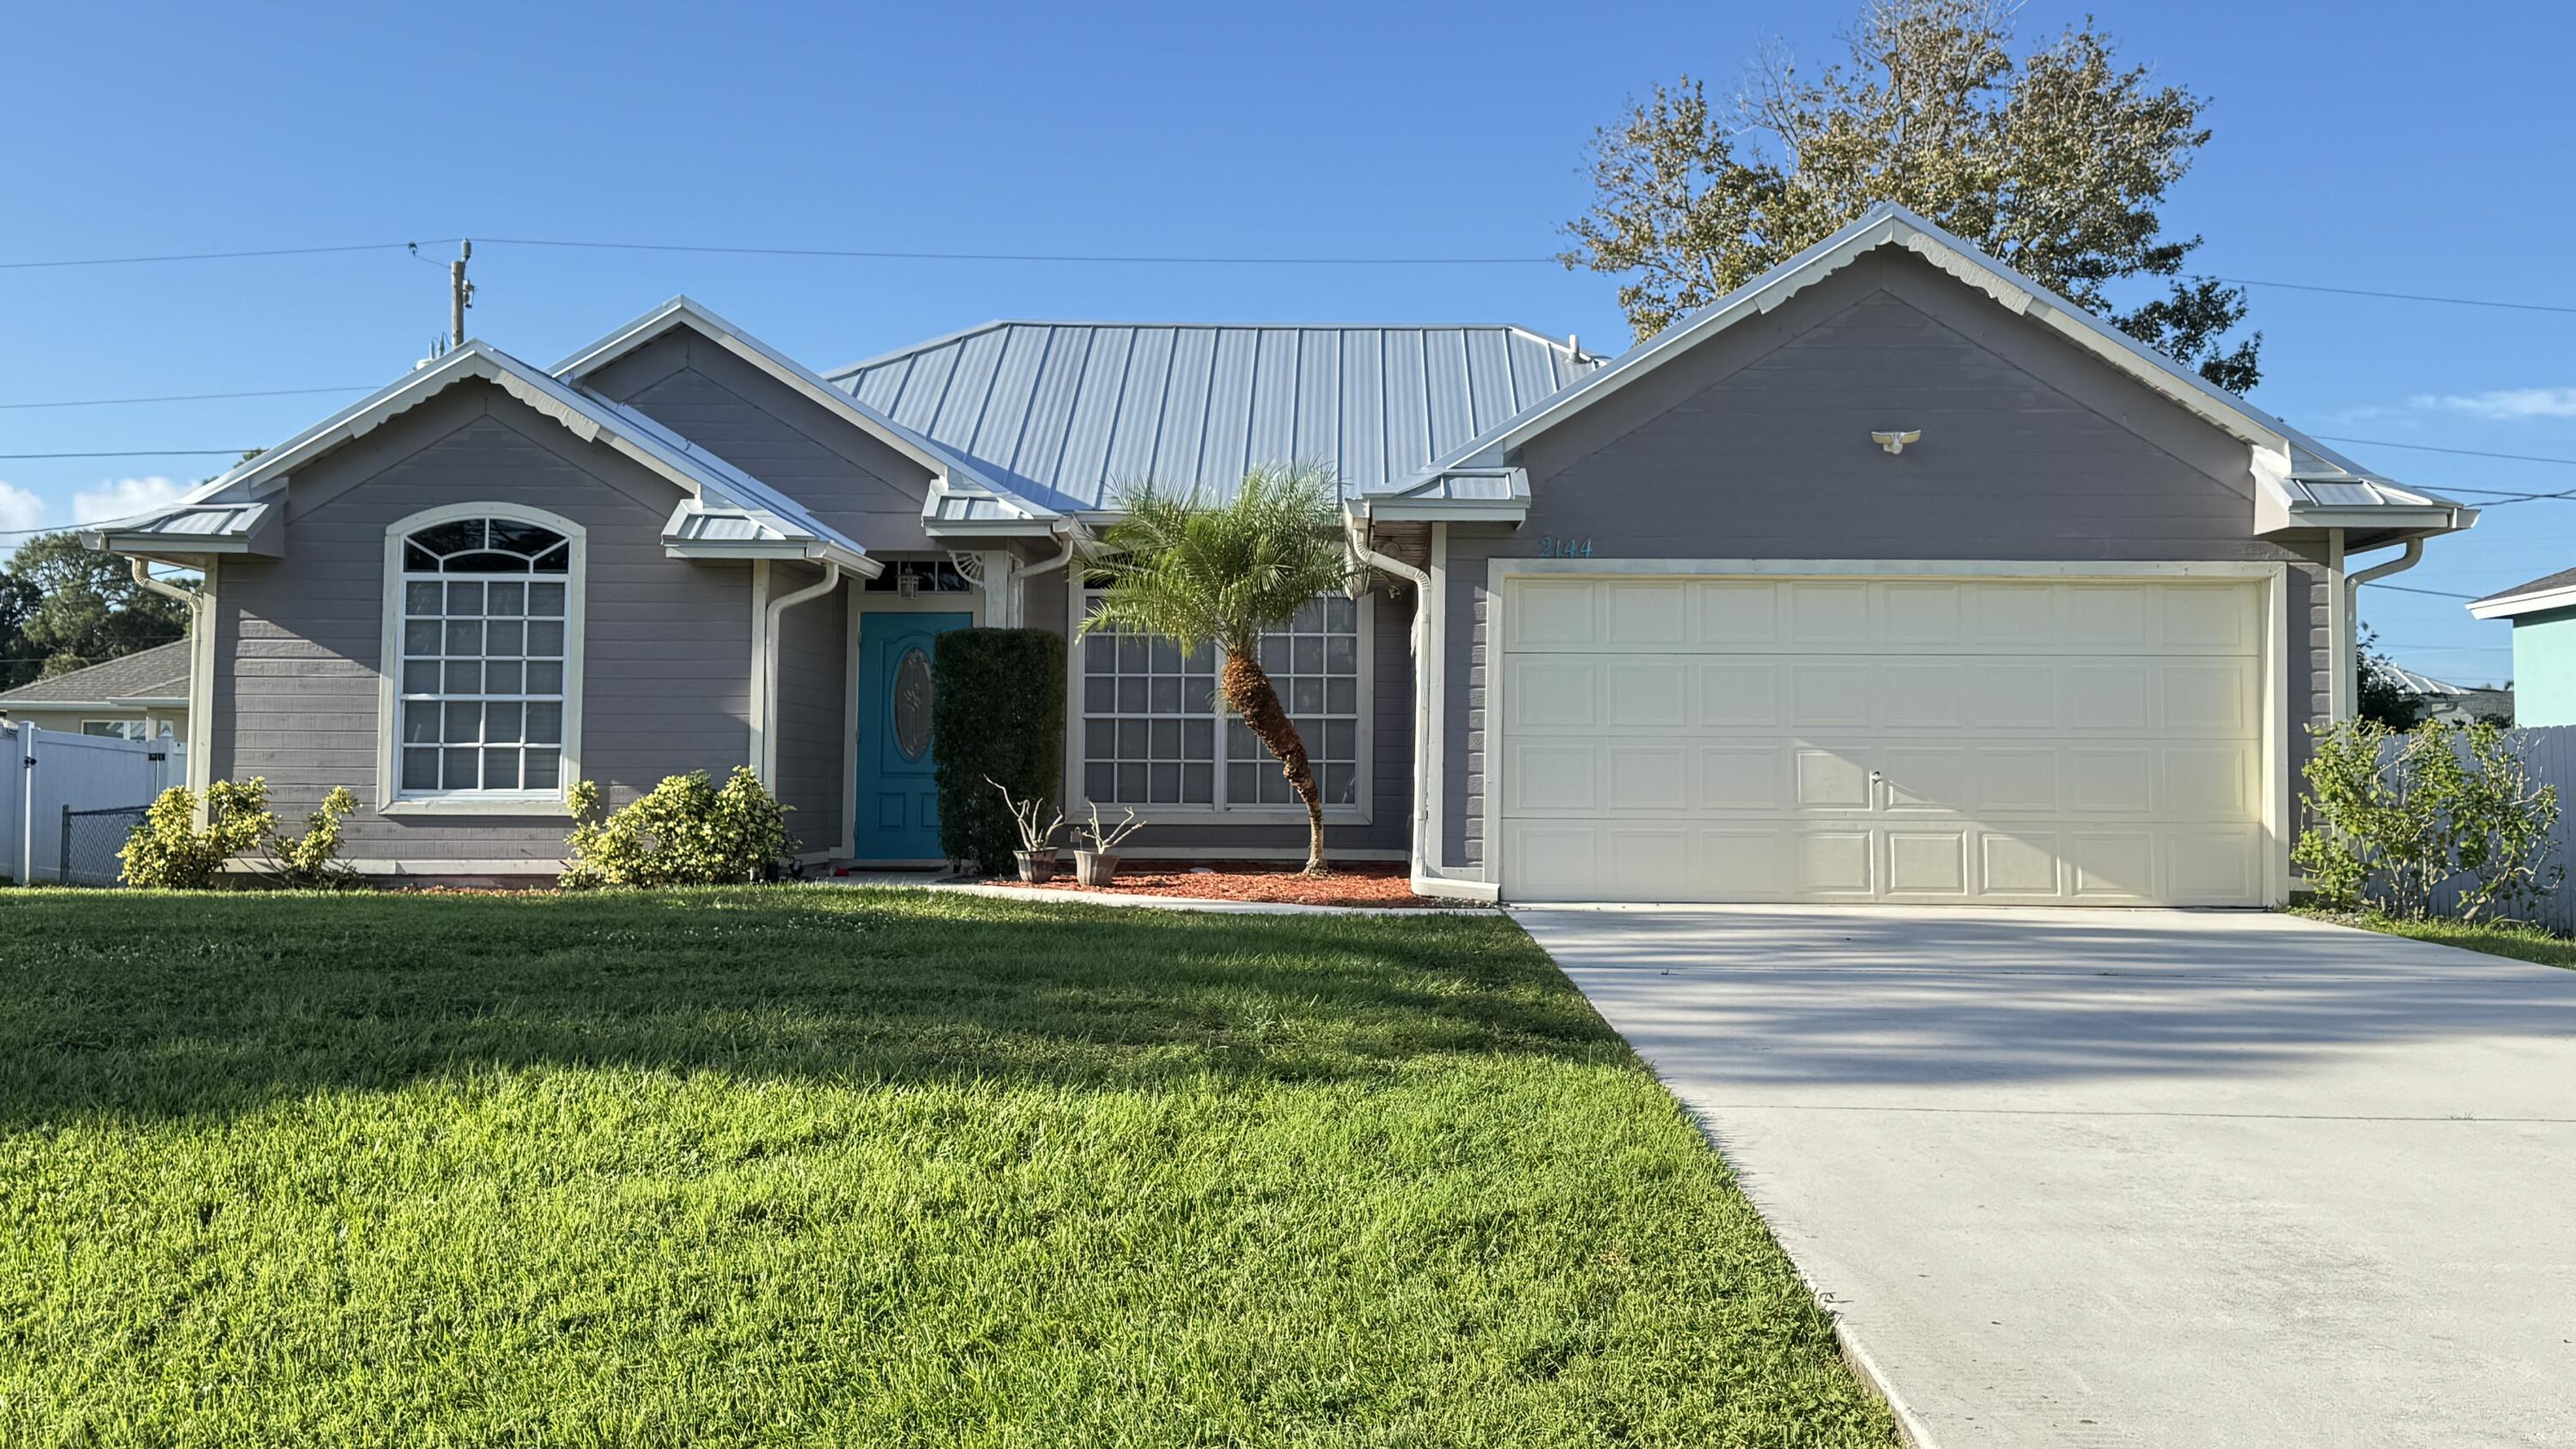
[1076,464,1352,660]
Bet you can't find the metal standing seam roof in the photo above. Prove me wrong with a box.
[826,323,1602,508]
[2378,665,2472,699]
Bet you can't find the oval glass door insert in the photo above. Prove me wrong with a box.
[892,646,934,760]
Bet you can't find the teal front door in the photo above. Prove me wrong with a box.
[856,612,969,861]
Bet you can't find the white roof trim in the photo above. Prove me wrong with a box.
[552,296,1054,517]
[0,697,187,711]
[1413,204,2318,487]
[2469,583,2576,621]
[93,341,878,569]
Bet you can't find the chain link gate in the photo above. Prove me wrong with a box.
[58,804,148,886]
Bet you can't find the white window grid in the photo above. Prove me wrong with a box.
[396,571,569,797]
[1077,592,1365,813]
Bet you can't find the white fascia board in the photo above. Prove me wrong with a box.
[1363,501,1529,524]
[1,697,185,711]
[921,517,1062,539]
[1409,205,2305,496]
[665,535,882,578]
[2469,584,2576,621]
[556,297,1050,514]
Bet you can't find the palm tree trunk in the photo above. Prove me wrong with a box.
[1218,650,1327,874]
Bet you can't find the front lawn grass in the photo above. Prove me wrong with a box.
[0,887,1891,1447]
[2294,906,2576,970]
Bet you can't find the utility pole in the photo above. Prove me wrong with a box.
[449,239,474,348]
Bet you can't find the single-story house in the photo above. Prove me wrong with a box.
[87,204,2476,903]
[2468,568,2576,724]
[2376,663,2512,726]
[0,638,190,740]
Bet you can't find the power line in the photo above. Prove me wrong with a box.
[2313,435,2576,468]
[473,236,1556,266]
[0,385,370,411]
[0,449,252,459]
[0,240,453,271]
[2215,277,2576,317]
[2362,581,2482,600]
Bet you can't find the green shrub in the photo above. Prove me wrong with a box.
[2295,718,2563,922]
[118,779,364,889]
[118,779,278,888]
[273,787,361,889]
[933,628,1066,874]
[561,768,794,889]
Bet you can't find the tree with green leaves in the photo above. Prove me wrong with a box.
[2356,628,2426,731]
[1079,466,1354,874]
[5,530,191,680]
[0,569,39,691]
[1561,0,2260,391]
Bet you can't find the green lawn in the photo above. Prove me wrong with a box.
[0,887,1891,1447]
[2295,907,2576,970]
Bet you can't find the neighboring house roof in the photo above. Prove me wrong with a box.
[825,322,1602,508]
[2469,565,2576,620]
[552,296,1061,533]
[1367,204,2473,545]
[83,342,883,575]
[0,639,191,709]
[2379,665,2472,699]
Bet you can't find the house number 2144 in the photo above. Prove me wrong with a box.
[1534,535,1594,558]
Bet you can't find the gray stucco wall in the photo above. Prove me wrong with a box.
[212,381,753,865]
[1440,249,2333,870]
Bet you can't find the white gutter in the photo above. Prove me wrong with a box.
[758,562,841,783]
[1000,524,1081,627]
[1346,512,1498,903]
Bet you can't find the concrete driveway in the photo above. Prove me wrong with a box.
[1515,906,2576,1449]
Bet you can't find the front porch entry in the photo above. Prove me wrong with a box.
[854,609,969,862]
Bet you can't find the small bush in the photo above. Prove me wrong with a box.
[2295,718,2563,922]
[933,629,1066,874]
[118,779,279,889]
[118,779,363,889]
[271,787,361,889]
[561,768,794,889]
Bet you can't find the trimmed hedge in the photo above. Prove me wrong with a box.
[933,628,1066,874]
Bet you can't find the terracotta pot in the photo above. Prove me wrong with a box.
[1014,850,1058,885]
[1072,850,1121,888]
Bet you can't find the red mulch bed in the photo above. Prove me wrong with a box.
[1007,861,1456,909]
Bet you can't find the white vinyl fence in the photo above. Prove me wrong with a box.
[1,721,188,886]
[2360,723,2576,934]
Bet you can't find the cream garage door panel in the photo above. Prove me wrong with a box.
[1497,577,2267,905]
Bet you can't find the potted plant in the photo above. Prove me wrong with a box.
[989,777,1066,884]
[1072,802,1147,888]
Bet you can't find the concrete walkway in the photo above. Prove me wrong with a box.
[1515,906,2576,1449]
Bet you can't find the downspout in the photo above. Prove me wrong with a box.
[2342,538,2426,718]
[1346,511,1497,903]
[759,561,841,785]
[131,557,210,809]
[1005,523,1081,627]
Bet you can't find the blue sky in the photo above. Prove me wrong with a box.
[3,1,2566,683]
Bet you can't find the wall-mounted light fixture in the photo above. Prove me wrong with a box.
[1871,429,1922,455]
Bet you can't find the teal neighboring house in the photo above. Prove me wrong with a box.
[2469,568,2576,724]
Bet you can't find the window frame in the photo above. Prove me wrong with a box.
[1065,583,1372,824]
[374,502,587,815]
[81,719,148,740]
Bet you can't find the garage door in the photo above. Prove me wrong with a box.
[1494,575,2269,905]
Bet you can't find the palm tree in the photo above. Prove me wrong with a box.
[1078,466,1353,874]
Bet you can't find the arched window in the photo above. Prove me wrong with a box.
[384,509,583,802]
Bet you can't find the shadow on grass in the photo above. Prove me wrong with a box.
[0,887,1606,1128]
